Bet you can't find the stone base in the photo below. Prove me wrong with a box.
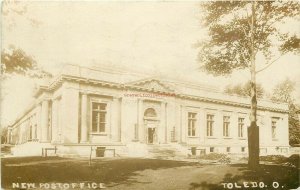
[11,142,53,157]
[9,141,290,158]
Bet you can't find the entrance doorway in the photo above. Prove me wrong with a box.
[144,108,158,144]
[148,128,156,144]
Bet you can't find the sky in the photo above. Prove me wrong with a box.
[1,1,299,126]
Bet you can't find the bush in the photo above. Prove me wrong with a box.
[219,156,231,164]
[199,153,227,160]
[199,153,231,164]
[260,154,299,168]
[286,154,299,168]
[260,155,286,163]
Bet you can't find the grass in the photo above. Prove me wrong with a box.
[1,156,299,190]
[1,157,197,189]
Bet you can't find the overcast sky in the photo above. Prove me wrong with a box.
[1,1,299,126]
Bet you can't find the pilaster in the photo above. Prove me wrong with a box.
[138,98,144,142]
[41,100,49,142]
[80,93,88,143]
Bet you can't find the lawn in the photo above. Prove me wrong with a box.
[1,157,299,190]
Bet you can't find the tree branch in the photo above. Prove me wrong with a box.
[245,6,252,28]
[240,22,249,38]
[233,13,250,39]
[236,41,251,66]
[256,3,265,24]
[256,55,285,74]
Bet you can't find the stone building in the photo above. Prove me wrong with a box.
[7,64,290,157]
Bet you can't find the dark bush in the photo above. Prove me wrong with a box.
[199,153,231,163]
[199,153,227,160]
[260,155,286,163]
[286,154,299,168]
[218,156,231,164]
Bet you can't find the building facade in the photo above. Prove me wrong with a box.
[7,65,290,157]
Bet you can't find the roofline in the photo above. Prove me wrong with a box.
[10,76,288,128]
[10,64,289,128]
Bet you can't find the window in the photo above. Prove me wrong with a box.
[238,118,245,138]
[226,147,230,152]
[241,147,245,152]
[188,112,197,136]
[92,102,107,133]
[210,147,214,153]
[223,116,230,137]
[206,114,214,136]
[272,118,278,139]
[144,108,157,117]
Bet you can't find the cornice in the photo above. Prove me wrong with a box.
[178,94,288,113]
[29,74,288,124]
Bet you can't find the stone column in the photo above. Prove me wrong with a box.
[7,128,11,144]
[19,124,23,144]
[160,102,167,143]
[57,99,62,143]
[215,110,223,148]
[36,104,42,141]
[282,114,289,146]
[60,83,80,143]
[118,98,122,142]
[51,100,58,143]
[181,106,187,143]
[231,112,238,139]
[138,99,144,142]
[217,111,222,137]
[41,100,49,142]
[110,97,121,142]
[174,103,181,142]
[199,108,205,143]
[158,102,165,144]
[120,97,126,143]
[179,105,183,143]
[81,93,88,143]
[231,112,239,153]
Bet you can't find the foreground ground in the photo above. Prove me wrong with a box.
[1,157,299,190]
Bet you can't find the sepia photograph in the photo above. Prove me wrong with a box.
[1,1,299,190]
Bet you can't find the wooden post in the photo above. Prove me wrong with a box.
[89,146,92,166]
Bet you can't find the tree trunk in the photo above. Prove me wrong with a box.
[248,1,259,170]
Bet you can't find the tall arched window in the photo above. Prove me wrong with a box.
[144,108,157,117]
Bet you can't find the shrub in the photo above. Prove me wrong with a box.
[219,156,231,164]
[286,154,299,168]
[260,155,286,163]
[199,153,227,160]
[260,154,299,168]
[199,153,231,163]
